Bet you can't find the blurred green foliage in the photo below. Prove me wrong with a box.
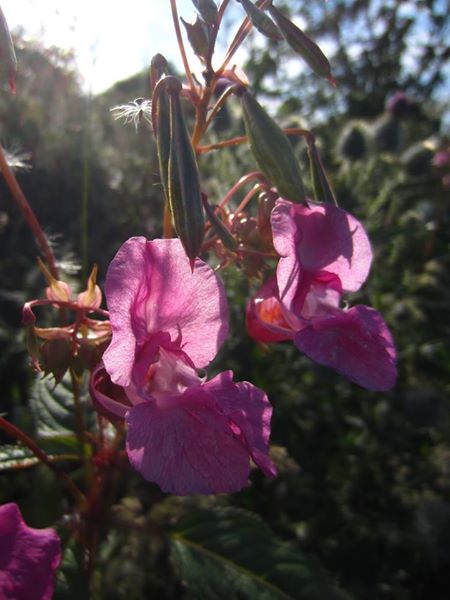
[1,2,450,598]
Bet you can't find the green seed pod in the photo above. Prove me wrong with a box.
[166,77,205,264]
[0,6,17,92]
[307,139,337,205]
[236,0,282,41]
[192,0,218,25]
[268,3,335,85]
[203,196,238,252]
[151,55,171,199]
[239,88,306,203]
[150,53,169,91]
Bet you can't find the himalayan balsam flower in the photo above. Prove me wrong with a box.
[247,199,397,391]
[91,237,276,495]
[0,503,61,600]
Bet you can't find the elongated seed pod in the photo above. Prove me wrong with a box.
[236,0,283,41]
[268,3,336,85]
[307,139,338,206]
[151,55,172,203]
[239,88,306,204]
[166,77,205,264]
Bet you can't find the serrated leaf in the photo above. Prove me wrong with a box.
[0,444,39,470]
[30,372,94,447]
[170,507,351,600]
[0,444,79,472]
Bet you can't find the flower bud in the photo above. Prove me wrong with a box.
[257,190,277,244]
[37,257,72,303]
[41,336,73,384]
[166,76,205,264]
[268,3,335,85]
[236,0,282,41]
[0,6,17,92]
[239,88,306,203]
[192,0,218,25]
[78,264,102,309]
[22,304,40,370]
[307,139,337,206]
[76,335,111,373]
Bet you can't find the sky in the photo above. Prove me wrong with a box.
[2,0,242,94]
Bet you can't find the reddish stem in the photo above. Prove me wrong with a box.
[0,143,59,278]
[219,0,273,72]
[26,298,110,320]
[218,172,268,210]
[169,0,198,98]
[197,128,311,155]
[233,184,262,216]
[0,415,87,507]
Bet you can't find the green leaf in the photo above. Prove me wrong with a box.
[30,372,94,449]
[192,0,218,25]
[0,443,79,471]
[55,538,90,600]
[170,507,351,600]
[0,444,39,470]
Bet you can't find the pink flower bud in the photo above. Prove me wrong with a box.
[37,257,72,302]
[78,264,102,309]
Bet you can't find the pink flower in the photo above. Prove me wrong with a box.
[91,237,276,495]
[247,200,397,391]
[432,150,450,168]
[0,503,61,600]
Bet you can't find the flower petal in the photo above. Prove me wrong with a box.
[103,237,228,385]
[246,276,295,343]
[126,386,252,495]
[272,199,372,296]
[90,363,132,420]
[103,237,148,386]
[294,305,397,391]
[0,503,61,600]
[203,371,277,478]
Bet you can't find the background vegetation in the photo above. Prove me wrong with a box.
[1,1,449,598]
